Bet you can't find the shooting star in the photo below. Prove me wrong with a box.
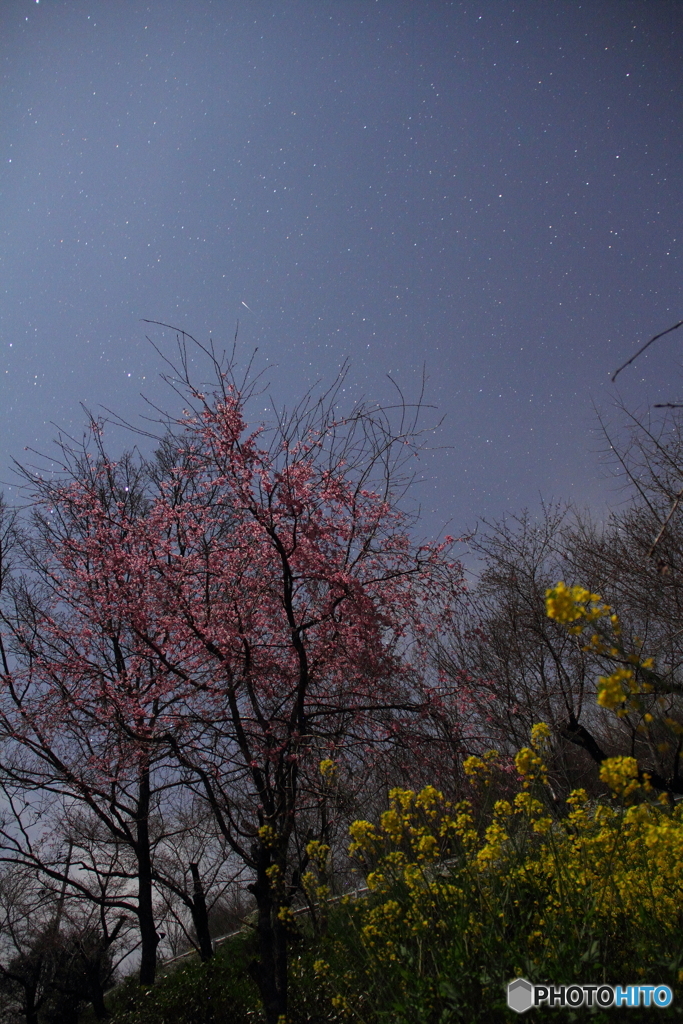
[241,301,255,314]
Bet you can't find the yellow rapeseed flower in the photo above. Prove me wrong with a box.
[545,581,610,631]
[319,758,337,779]
[306,839,330,867]
[258,823,279,847]
[348,819,379,855]
[599,756,640,799]
[515,746,548,785]
[530,721,551,747]
[597,666,635,710]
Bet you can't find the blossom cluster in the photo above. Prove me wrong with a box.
[330,737,683,1019]
[545,581,611,633]
[546,581,658,718]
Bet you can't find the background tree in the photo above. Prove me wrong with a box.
[0,859,129,1024]
[151,799,245,962]
[549,405,683,794]
[0,448,254,988]
[429,506,610,796]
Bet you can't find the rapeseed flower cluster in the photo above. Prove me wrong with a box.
[258,823,279,847]
[545,581,611,632]
[306,587,683,1021]
[462,748,499,782]
[319,758,337,780]
[597,665,637,711]
[546,581,661,726]
[327,735,683,1021]
[598,755,645,799]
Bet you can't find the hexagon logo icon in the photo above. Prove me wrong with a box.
[508,977,534,1013]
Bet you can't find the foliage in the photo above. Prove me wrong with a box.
[546,581,683,794]
[303,735,683,1022]
[105,933,260,1024]
[110,728,683,1023]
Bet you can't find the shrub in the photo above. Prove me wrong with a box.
[305,732,683,1022]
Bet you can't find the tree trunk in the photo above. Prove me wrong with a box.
[22,981,39,1024]
[88,976,109,1020]
[189,862,214,962]
[137,852,159,985]
[247,845,288,1024]
[136,766,159,986]
[83,915,126,1017]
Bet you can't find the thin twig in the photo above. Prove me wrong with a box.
[612,320,683,382]
[647,485,683,558]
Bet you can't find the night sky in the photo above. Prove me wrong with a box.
[2,0,682,541]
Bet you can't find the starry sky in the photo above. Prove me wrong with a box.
[2,0,682,539]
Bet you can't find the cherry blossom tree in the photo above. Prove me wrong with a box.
[0,471,211,987]
[1,332,462,1020]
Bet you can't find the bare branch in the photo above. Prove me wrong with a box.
[612,319,683,383]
